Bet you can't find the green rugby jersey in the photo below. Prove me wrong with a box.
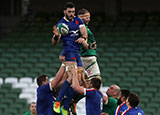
[80,26,96,56]
[102,97,118,115]
[24,111,31,115]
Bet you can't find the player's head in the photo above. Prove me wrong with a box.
[37,74,49,87]
[90,78,101,90]
[64,2,75,21]
[78,8,90,25]
[117,89,130,105]
[106,85,120,99]
[127,93,139,107]
[30,102,36,114]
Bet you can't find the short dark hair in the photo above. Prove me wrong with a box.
[90,78,101,90]
[30,102,36,106]
[128,93,139,107]
[78,8,89,15]
[37,74,47,87]
[121,89,130,99]
[64,2,75,10]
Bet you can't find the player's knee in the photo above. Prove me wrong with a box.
[77,67,83,74]
[64,61,77,68]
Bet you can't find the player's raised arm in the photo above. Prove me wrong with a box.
[80,25,88,40]
[52,25,61,46]
[50,65,65,88]
[70,66,85,95]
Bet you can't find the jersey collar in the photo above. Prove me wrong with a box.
[63,16,75,22]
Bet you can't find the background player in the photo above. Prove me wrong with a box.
[102,85,121,115]
[70,66,103,115]
[122,93,145,115]
[115,89,130,115]
[36,65,65,115]
[24,102,37,115]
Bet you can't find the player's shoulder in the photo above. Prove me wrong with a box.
[86,88,97,92]
[74,16,81,20]
[74,16,84,24]
[108,97,118,105]
[38,83,50,91]
[56,17,66,26]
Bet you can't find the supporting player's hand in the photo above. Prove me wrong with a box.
[59,55,65,62]
[75,37,86,43]
[89,42,96,49]
[101,113,109,115]
[53,25,60,37]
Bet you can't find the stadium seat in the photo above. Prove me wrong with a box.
[0,104,8,113]
[10,88,22,96]
[5,77,18,84]
[143,107,156,115]
[130,87,143,95]
[4,108,18,115]
[133,82,147,88]
[144,87,158,94]
[12,82,29,89]
[1,83,12,90]
[119,82,133,89]
[19,77,33,84]
[123,77,136,84]
[19,93,34,103]
[5,93,19,101]
[1,98,13,106]
[0,78,3,85]
[117,67,130,73]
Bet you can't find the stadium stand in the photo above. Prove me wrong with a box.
[0,12,160,115]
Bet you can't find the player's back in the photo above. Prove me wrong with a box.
[122,107,145,115]
[86,88,103,115]
[115,102,128,115]
[37,83,55,115]
[56,16,84,52]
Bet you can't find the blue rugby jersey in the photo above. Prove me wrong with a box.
[36,83,56,115]
[85,88,103,115]
[56,16,84,52]
[122,106,145,115]
[115,102,128,115]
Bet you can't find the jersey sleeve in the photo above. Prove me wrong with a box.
[86,88,95,97]
[108,97,117,106]
[56,19,63,27]
[77,17,85,28]
[39,83,52,93]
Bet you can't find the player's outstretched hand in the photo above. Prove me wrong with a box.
[89,42,96,49]
[75,37,86,43]
[59,55,65,62]
[53,25,60,36]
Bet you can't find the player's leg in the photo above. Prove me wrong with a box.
[81,56,101,80]
[60,52,84,115]
[53,51,77,113]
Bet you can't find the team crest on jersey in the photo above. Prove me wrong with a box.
[69,30,79,36]
[76,21,79,24]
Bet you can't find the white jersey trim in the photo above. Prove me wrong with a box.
[84,88,86,95]
[49,82,53,91]
[79,24,85,28]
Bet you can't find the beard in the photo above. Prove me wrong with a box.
[117,98,122,105]
[66,14,73,21]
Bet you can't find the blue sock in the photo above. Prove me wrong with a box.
[56,80,70,102]
[63,86,76,110]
